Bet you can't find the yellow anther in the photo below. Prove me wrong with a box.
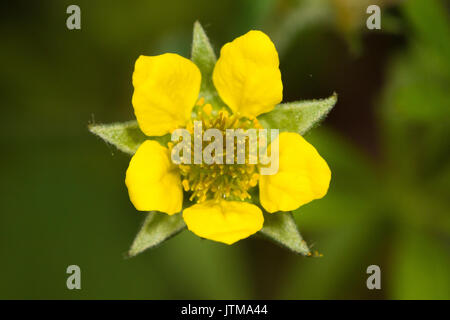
[196,97,205,106]
[249,173,259,187]
[182,179,190,191]
[253,118,262,129]
[202,103,213,115]
[219,109,229,118]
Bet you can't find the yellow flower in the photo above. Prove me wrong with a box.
[125,30,331,245]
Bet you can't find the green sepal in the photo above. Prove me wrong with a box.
[89,120,170,155]
[128,212,186,257]
[259,211,311,256]
[191,21,227,113]
[258,93,337,135]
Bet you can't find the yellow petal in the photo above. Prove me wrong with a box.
[125,140,182,214]
[183,200,264,245]
[212,30,283,118]
[259,132,331,213]
[132,53,201,136]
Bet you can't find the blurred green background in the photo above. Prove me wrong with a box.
[1,0,449,299]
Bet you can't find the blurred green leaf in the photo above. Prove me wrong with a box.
[258,93,337,135]
[381,0,450,126]
[403,0,450,62]
[235,0,275,31]
[89,121,170,155]
[191,21,226,111]
[259,211,310,256]
[380,0,450,182]
[390,228,450,299]
[382,46,450,125]
[271,0,333,55]
[129,212,186,257]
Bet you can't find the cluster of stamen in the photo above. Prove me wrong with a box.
[171,98,262,203]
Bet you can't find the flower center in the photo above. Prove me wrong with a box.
[172,99,262,203]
